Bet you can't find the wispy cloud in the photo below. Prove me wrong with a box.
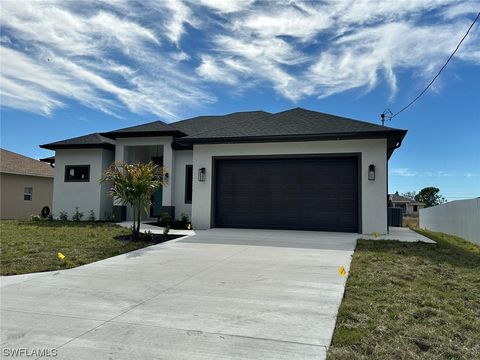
[391,168,480,178]
[391,168,418,177]
[0,0,479,117]
[0,0,213,118]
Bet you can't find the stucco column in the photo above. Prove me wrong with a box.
[113,143,125,207]
[162,143,173,206]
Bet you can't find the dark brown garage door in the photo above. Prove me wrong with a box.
[214,156,359,232]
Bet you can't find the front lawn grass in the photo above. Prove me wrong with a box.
[0,220,177,275]
[328,229,480,359]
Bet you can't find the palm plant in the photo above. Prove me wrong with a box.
[101,161,167,240]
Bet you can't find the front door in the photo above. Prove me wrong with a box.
[150,156,163,217]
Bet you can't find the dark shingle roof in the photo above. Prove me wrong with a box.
[180,108,404,140]
[40,133,115,150]
[102,120,185,138]
[1,148,54,178]
[171,111,271,135]
[177,108,407,158]
[38,108,407,158]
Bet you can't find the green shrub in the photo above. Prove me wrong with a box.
[72,207,84,222]
[87,210,96,222]
[159,212,172,226]
[170,213,190,229]
[59,211,68,221]
[143,230,153,242]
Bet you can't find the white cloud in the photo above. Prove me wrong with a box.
[0,0,479,117]
[196,55,239,85]
[391,169,479,178]
[391,168,418,177]
[0,0,213,118]
[234,6,332,41]
[195,0,254,13]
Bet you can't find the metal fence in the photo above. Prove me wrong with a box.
[419,198,480,245]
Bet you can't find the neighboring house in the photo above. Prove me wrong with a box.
[40,108,407,234]
[0,148,54,219]
[389,192,425,215]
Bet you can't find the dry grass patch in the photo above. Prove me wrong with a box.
[328,229,480,359]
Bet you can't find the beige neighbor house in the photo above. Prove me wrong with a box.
[0,148,54,219]
[389,192,425,215]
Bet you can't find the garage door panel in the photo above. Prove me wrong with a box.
[214,157,359,232]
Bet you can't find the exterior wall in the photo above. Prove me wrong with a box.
[0,173,53,219]
[172,150,193,220]
[420,198,480,245]
[53,148,114,220]
[191,139,388,234]
[99,149,115,219]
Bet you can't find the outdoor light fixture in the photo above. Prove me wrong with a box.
[368,164,376,181]
[198,167,206,182]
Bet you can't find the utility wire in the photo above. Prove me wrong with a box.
[383,10,480,121]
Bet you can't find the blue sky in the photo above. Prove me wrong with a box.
[1,0,479,200]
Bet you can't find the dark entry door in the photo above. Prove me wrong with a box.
[214,157,359,232]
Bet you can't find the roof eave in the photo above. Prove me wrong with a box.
[0,170,54,178]
[179,130,407,146]
[39,143,115,151]
[101,130,186,139]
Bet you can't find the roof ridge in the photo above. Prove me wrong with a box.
[105,119,175,132]
[179,110,274,138]
[295,107,404,131]
[170,110,269,126]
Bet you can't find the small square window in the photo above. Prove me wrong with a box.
[413,205,418,212]
[24,187,32,201]
[65,165,90,182]
[185,165,193,204]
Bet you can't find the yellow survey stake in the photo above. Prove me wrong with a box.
[339,266,347,277]
[57,252,65,260]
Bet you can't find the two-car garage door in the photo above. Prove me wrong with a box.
[214,156,359,233]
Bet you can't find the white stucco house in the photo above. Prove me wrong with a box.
[40,108,407,234]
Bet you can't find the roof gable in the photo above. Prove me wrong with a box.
[101,120,185,138]
[171,111,271,136]
[40,133,115,150]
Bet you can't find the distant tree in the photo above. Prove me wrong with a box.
[401,191,417,200]
[415,187,446,208]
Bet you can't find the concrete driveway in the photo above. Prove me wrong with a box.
[1,229,357,359]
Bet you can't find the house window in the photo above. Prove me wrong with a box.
[24,187,33,201]
[65,165,90,182]
[185,165,193,204]
[413,205,418,212]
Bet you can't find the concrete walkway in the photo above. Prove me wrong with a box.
[363,226,436,243]
[0,227,432,359]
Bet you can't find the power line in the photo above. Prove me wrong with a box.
[382,10,480,123]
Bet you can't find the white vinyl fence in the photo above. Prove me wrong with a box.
[419,198,480,245]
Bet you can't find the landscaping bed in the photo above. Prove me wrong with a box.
[0,220,181,275]
[328,229,480,359]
